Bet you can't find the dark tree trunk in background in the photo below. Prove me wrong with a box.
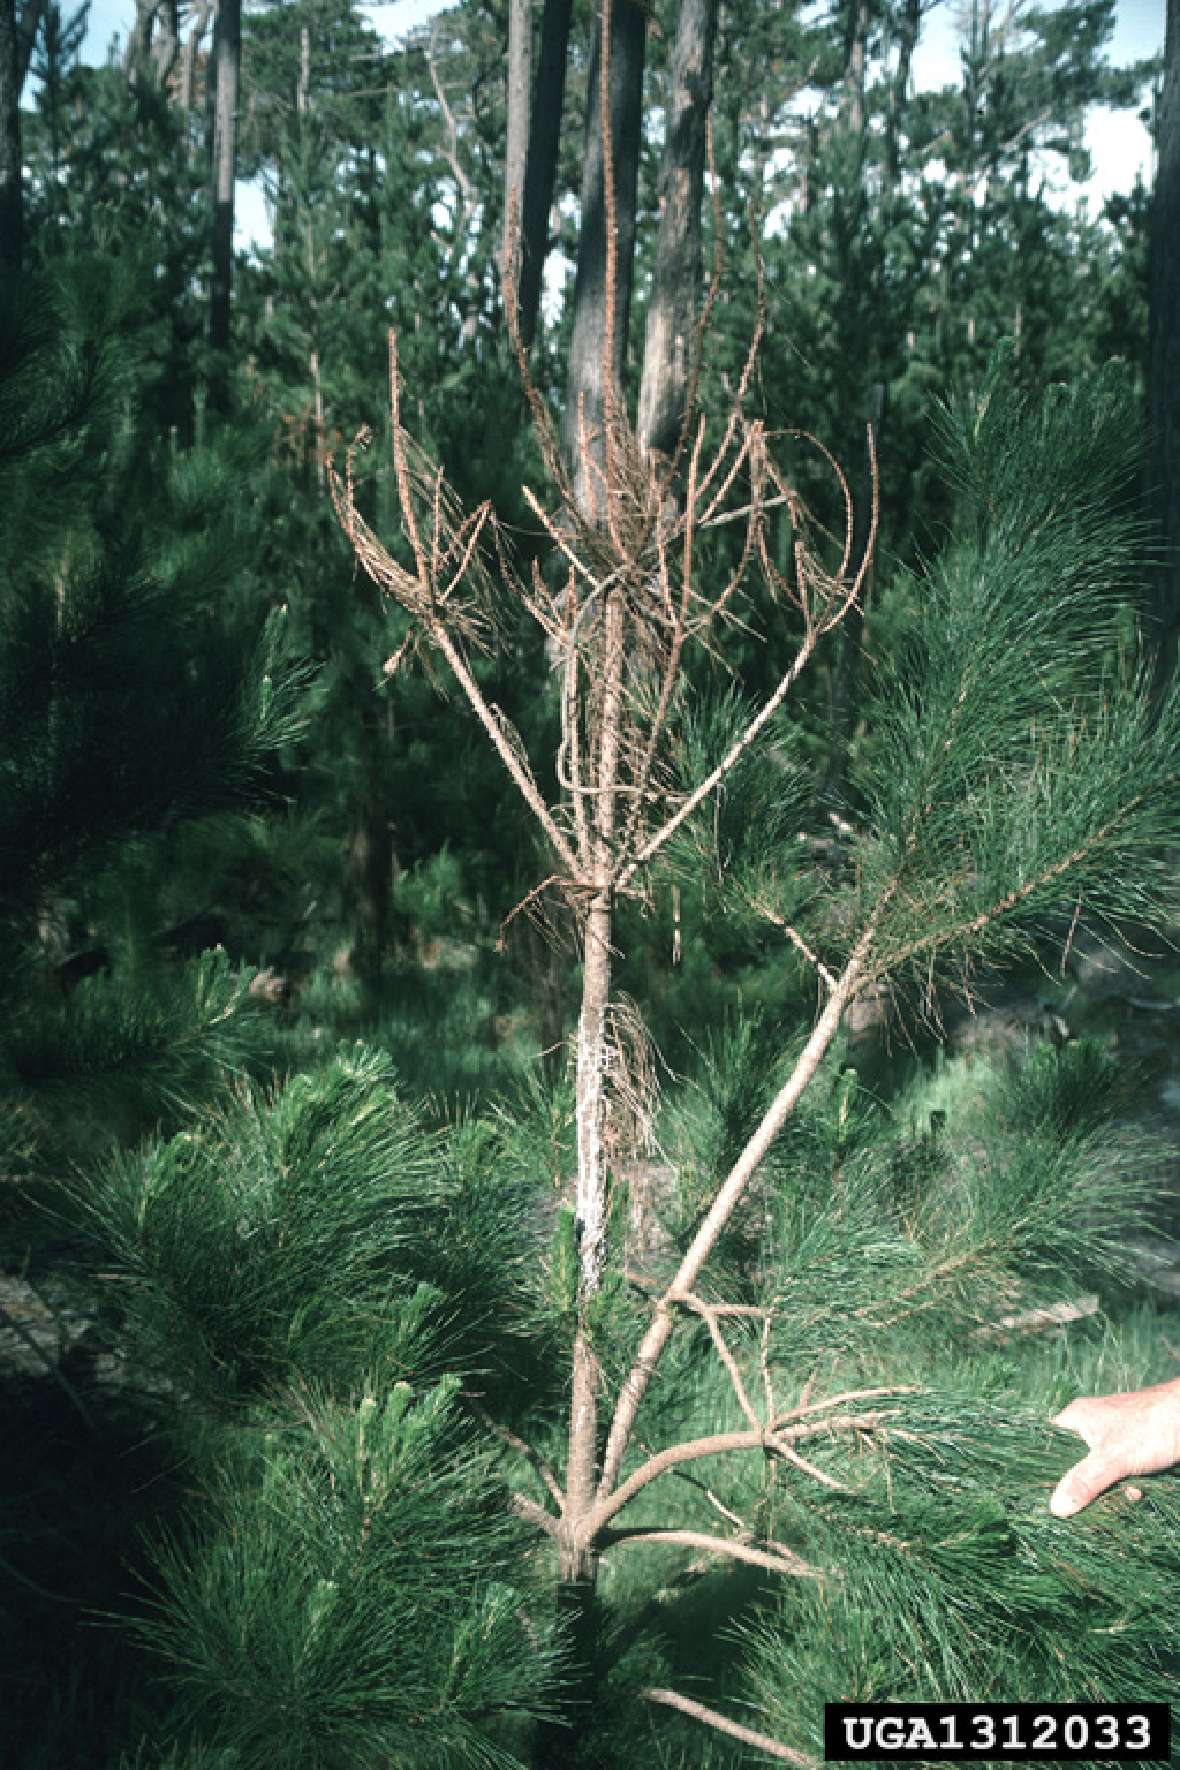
[561,0,646,514]
[823,383,884,806]
[124,0,157,82]
[1148,0,1180,693]
[886,0,920,189]
[180,0,212,110]
[345,710,394,997]
[842,0,868,133]
[636,0,719,462]
[208,0,240,414]
[516,0,571,346]
[504,0,531,282]
[0,0,22,277]
[822,0,885,807]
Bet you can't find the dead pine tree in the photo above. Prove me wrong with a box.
[328,13,1180,1765]
[331,296,875,1755]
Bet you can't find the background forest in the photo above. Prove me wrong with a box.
[2,0,1180,1765]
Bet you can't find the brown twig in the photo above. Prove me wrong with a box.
[602,1525,825,1581]
[462,1392,564,1506]
[641,1687,817,1765]
[510,1490,562,1540]
[679,1291,763,1431]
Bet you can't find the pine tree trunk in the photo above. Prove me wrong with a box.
[0,0,22,278]
[536,588,626,1767]
[124,0,157,83]
[842,0,867,135]
[180,0,211,111]
[152,0,179,87]
[516,0,571,347]
[1148,0,1180,693]
[504,0,532,281]
[886,0,920,189]
[636,0,719,462]
[561,0,646,517]
[208,0,240,415]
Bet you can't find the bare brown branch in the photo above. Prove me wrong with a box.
[463,1392,564,1507]
[641,1687,818,1765]
[603,1525,825,1580]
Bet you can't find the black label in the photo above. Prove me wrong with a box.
[823,1703,1171,1761]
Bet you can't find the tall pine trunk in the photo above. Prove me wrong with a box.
[0,0,22,278]
[504,0,531,282]
[516,0,571,346]
[1148,0,1180,693]
[636,0,718,462]
[208,0,240,415]
[561,0,646,517]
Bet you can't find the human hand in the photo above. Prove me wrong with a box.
[1049,1376,1180,1517]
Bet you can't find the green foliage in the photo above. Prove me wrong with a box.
[741,1406,1180,1757]
[580,1027,1180,1759]
[4,0,1174,1760]
[843,362,1179,983]
[7,949,267,1140]
[134,1379,560,1768]
[0,273,311,1179]
[80,1049,452,1410]
[80,1047,563,1417]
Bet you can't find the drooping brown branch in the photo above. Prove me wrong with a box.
[615,430,877,892]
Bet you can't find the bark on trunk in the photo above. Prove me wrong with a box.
[1148,0,1180,693]
[180,0,212,111]
[0,0,21,278]
[208,0,240,415]
[504,0,531,282]
[886,0,920,189]
[536,584,626,1765]
[152,0,179,86]
[124,0,159,83]
[516,0,571,346]
[561,0,646,517]
[636,0,718,463]
[842,0,867,134]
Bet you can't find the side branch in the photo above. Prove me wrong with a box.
[874,797,1152,984]
[592,1405,890,1535]
[681,1291,763,1430]
[593,1427,768,1530]
[430,623,580,876]
[510,1491,562,1540]
[602,1525,825,1581]
[463,1392,564,1506]
[598,908,886,1500]
[617,624,822,889]
[641,1688,818,1766]
[745,888,837,991]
